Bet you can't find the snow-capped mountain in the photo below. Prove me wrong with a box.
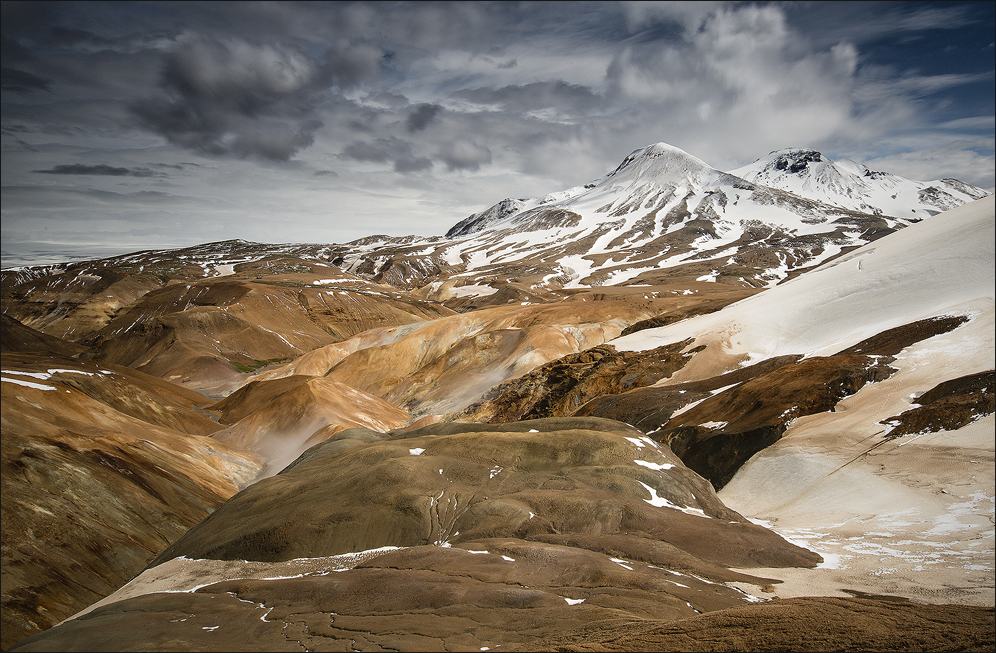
[8,142,986,304]
[731,148,990,218]
[327,142,990,294]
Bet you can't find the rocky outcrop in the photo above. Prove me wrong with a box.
[836,314,969,356]
[649,354,898,489]
[574,315,978,490]
[881,370,995,438]
[455,341,700,423]
[574,355,804,432]
[618,294,754,335]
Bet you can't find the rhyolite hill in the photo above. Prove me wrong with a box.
[2,144,993,651]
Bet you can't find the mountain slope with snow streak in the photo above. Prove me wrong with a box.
[611,194,994,378]
[732,148,990,219]
[328,143,990,294]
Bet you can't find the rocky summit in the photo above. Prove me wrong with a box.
[2,143,993,651]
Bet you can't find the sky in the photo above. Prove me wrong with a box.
[2,1,994,267]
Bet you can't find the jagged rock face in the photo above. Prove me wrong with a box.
[0,351,262,650]
[148,417,817,571]
[575,355,805,432]
[650,354,898,489]
[455,341,700,424]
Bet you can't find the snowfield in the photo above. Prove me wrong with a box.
[607,195,995,606]
[612,195,995,372]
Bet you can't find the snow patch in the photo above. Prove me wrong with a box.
[635,460,675,471]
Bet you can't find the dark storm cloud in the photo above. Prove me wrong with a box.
[34,164,165,178]
[394,154,433,173]
[129,34,384,161]
[343,137,433,174]
[48,26,112,48]
[129,36,321,160]
[406,103,442,132]
[1,67,50,93]
[439,140,492,172]
[1,34,33,62]
[344,139,393,163]
[323,41,385,88]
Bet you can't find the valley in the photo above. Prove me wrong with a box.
[2,144,993,651]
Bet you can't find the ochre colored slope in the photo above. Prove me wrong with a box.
[1,352,262,649]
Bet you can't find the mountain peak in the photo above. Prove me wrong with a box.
[768,148,828,174]
[603,142,717,186]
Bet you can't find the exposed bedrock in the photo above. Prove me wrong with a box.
[574,354,804,431]
[147,417,819,572]
[880,370,994,438]
[455,340,701,423]
[647,354,898,489]
[474,314,976,490]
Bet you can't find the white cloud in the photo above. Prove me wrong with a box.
[862,143,996,191]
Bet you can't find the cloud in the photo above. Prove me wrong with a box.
[594,4,873,165]
[323,40,384,88]
[406,103,442,132]
[129,35,331,161]
[1,1,992,257]
[439,139,492,171]
[343,139,393,163]
[343,137,432,173]
[1,67,51,93]
[33,164,166,177]
[862,142,996,191]
[454,81,604,115]
[394,154,433,173]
